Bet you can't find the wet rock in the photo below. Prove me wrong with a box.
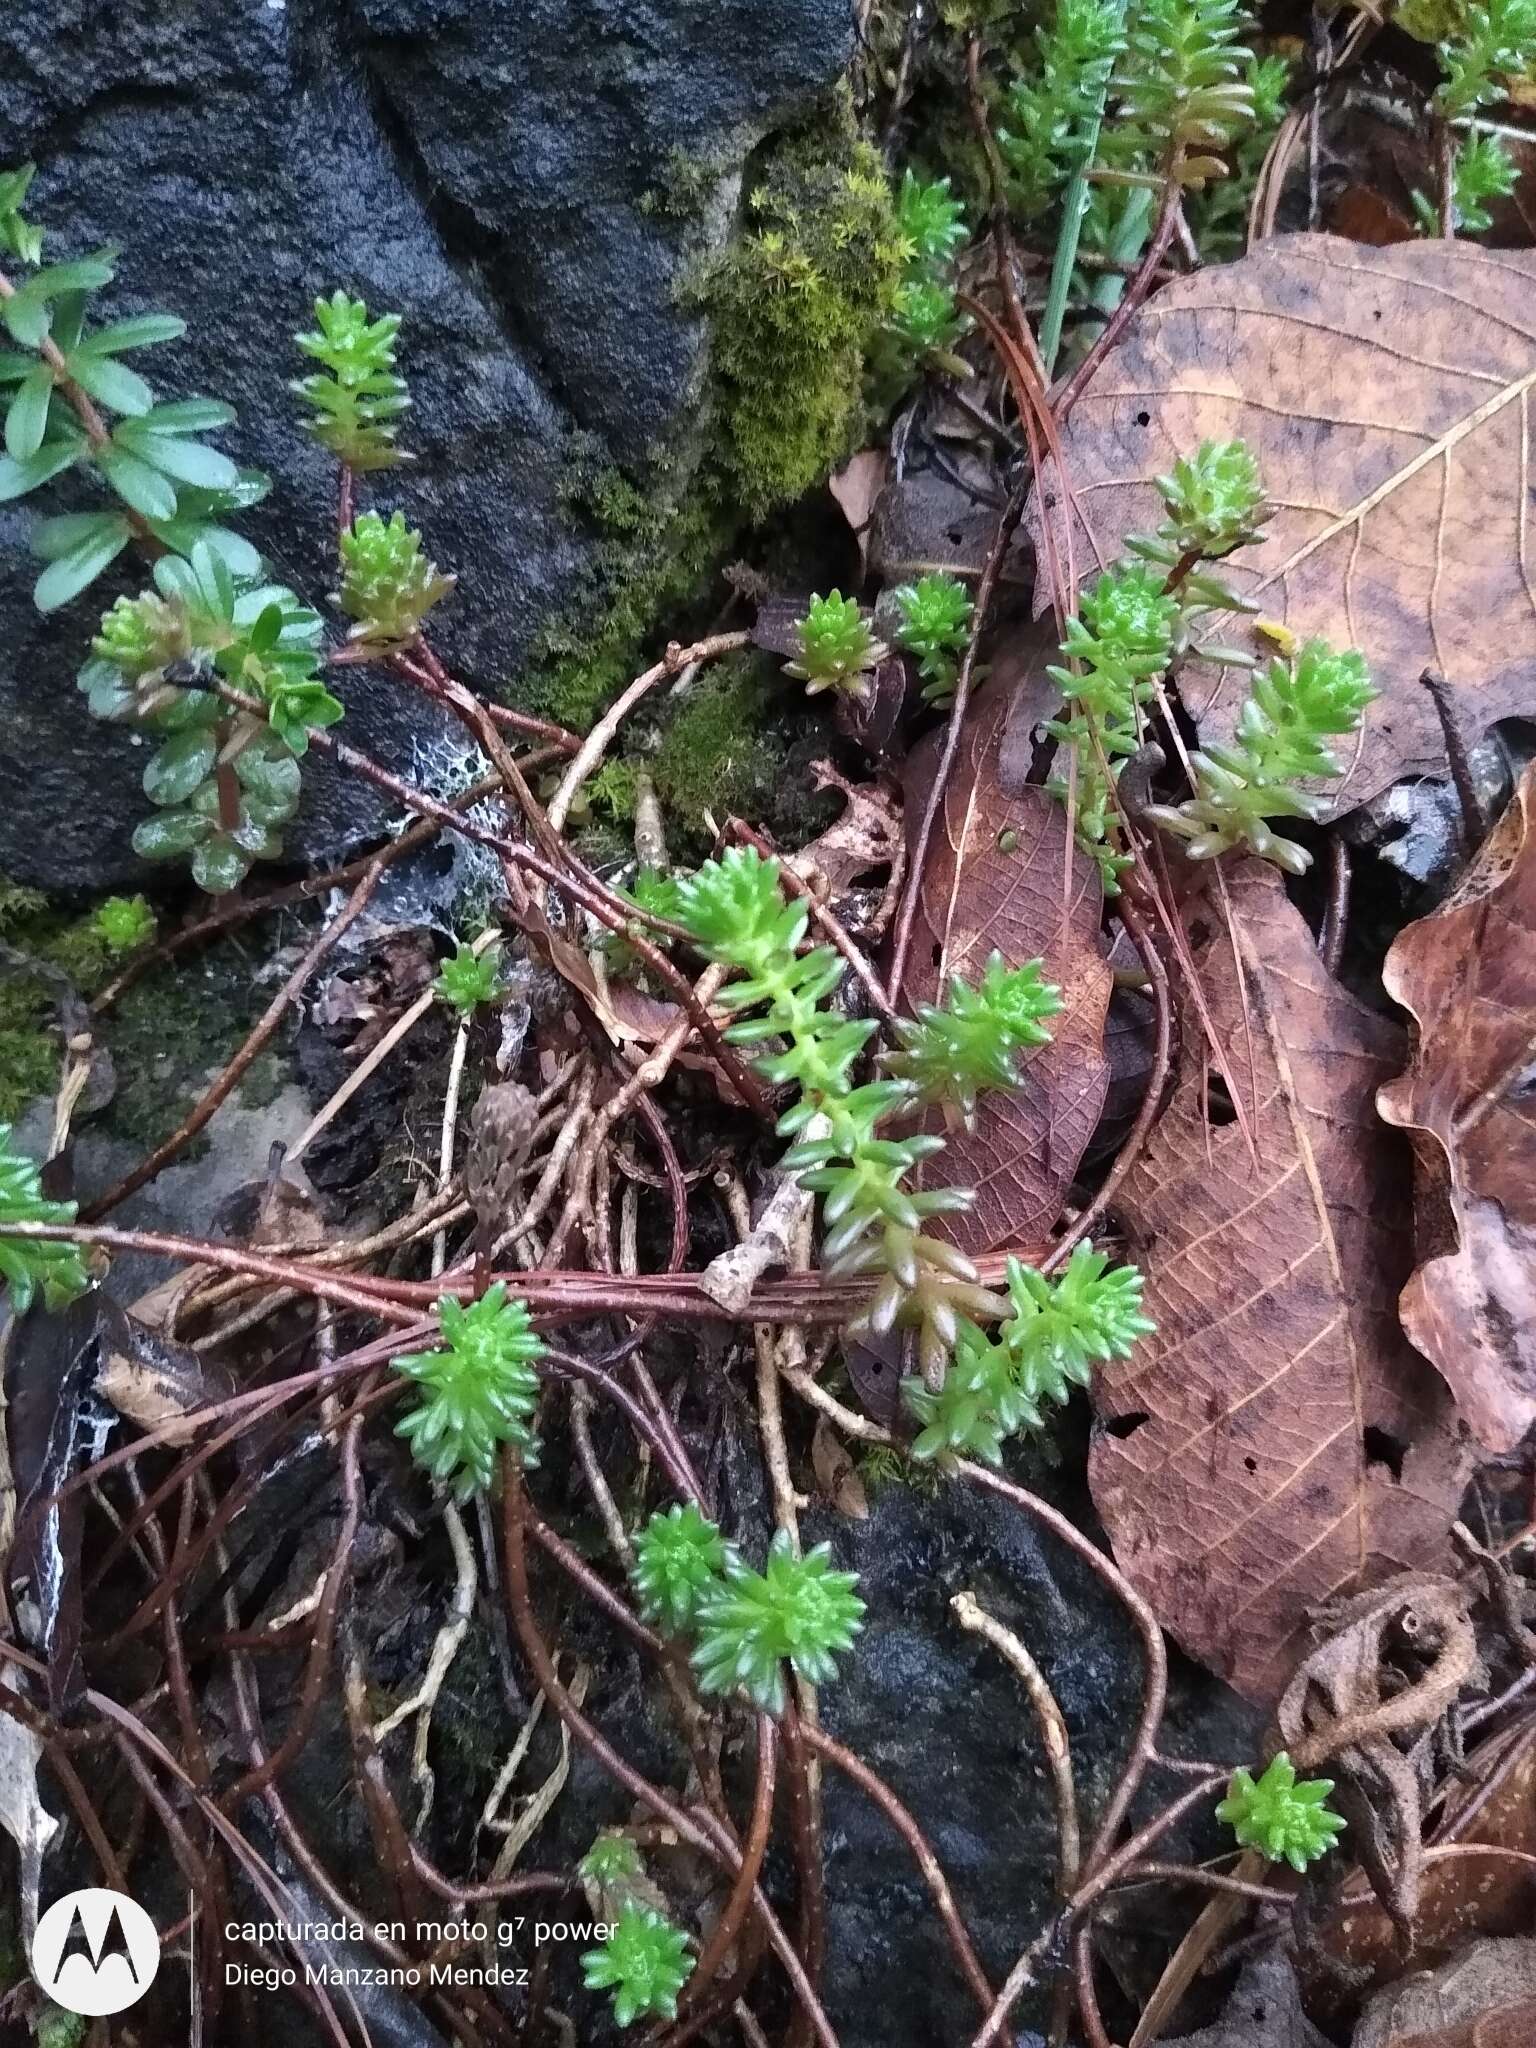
[0,0,853,887]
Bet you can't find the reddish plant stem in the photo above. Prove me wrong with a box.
[802,1721,995,2014]
[500,1459,840,2048]
[85,851,391,1217]
[681,1714,778,2015]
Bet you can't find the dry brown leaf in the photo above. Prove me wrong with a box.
[1033,236,1536,813]
[896,683,1113,1254]
[1354,1939,1536,2048]
[828,447,888,572]
[1160,1955,1327,2048]
[1088,859,1470,1700]
[1319,1719,1536,2013]
[811,1414,869,1520]
[1377,763,1536,1453]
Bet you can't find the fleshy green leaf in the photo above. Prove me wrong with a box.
[80,314,186,355]
[64,349,153,417]
[143,731,217,807]
[116,425,237,491]
[99,442,177,520]
[191,835,253,894]
[33,517,132,610]
[0,435,81,502]
[132,807,212,860]
[5,365,54,461]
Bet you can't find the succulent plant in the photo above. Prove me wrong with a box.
[784,591,887,696]
[435,937,502,1015]
[631,1502,733,1635]
[692,1530,866,1715]
[1217,1752,1346,1870]
[883,951,1063,1125]
[93,894,157,956]
[1146,639,1375,873]
[0,1126,89,1314]
[292,291,410,471]
[581,1904,694,2027]
[337,508,454,650]
[891,571,975,705]
[894,170,968,268]
[391,1284,544,1499]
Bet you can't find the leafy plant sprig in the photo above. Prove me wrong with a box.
[884,951,1062,1125]
[1145,640,1376,873]
[1414,128,1521,233]
[632,1502,735,1635]
[890,571,975,706]
[1433,0,1536,116]
[337,509,454,651]
[904,1241,1153,1463]
[1217,1752,1346,1869]
[93,894,156,956]
[293,292,411,471]
[435,937,502,1014]
[676,847,1005,1381]
[0,163,261,610]
[80,543,343,892]
[888,172,970,367]
[785,592,887,696]
[1117,0,1258,186]
[0,1127,89,1315]
[1046,438,1270,888]
[581,1904,694,2028]
[391,1285,544,1499]
[692,1530,866,1714]
[998,0,1127,220]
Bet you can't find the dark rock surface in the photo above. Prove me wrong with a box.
[0,0,853,887]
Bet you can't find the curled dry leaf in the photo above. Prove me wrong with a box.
[1354,1938,1536,2048]
[1318,1718,1536,2014]
[1089,859,1470,1702]
[895,681,1113,1255]
[1033,236,1536,812]
[1378,763,1536,1453]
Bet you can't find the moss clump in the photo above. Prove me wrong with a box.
[0,878,123,1120]
[98,940,276,1151]
[520,438,733,734]
[699,97,905,518]
[640,145,728,224]
[643,654,830,850]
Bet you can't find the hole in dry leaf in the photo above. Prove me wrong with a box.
[1243,1455,1257,1474]
[1188,917,1212,947]
[931,943,943,967]
[1363,1424,1407,1481]
[1103,1411,1149,1440]
[1134,409,1150,427]
[1204,1078,1238,1128]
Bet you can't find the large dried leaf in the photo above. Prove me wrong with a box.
[1378,763,1536,1452]
[1033,236,1536,812]
[897,681,1113,1253]
[1088,860,1469,1700]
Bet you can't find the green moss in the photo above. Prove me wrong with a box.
[640,145,727,224]
[696,92,905,518]
[520,437,734,734]
[641,652,833,853]
[0,878,123,1120]
[97,940,274,1151]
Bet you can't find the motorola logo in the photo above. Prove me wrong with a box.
[32,1888,160,2016]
